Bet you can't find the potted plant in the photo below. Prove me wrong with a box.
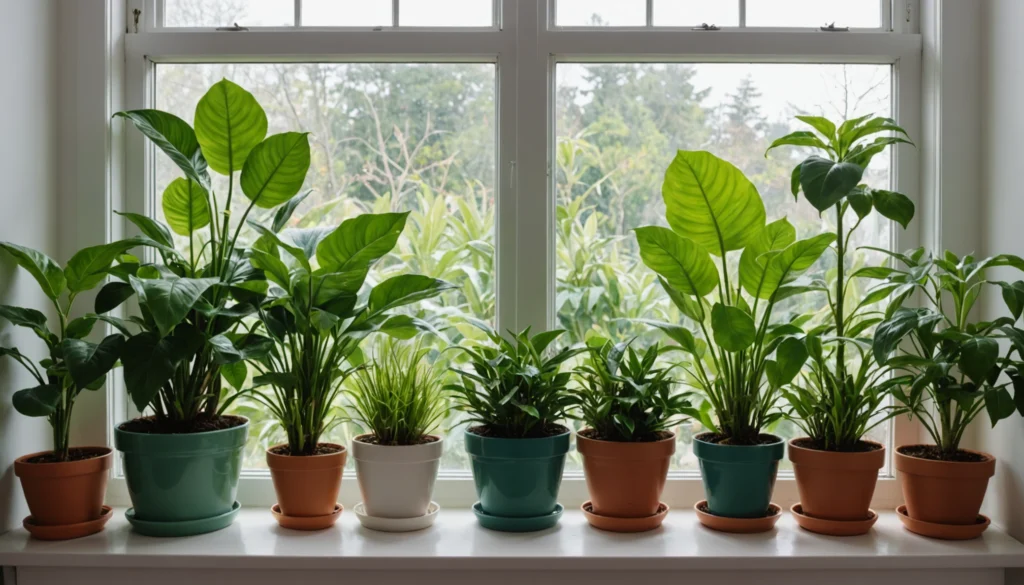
[448,323,583,532]
[109,79,310,536]
[634,150,832,532]
[869,249,1024,539]
[345,339,448,532]
[244,211,453,531]
[766,115,915,535]
[1,236,156,539]
[571,338,697,532]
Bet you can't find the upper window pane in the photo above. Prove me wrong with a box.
[303,0,392,27]
[746,0,882,28]
[653,0,740,27]
[399,0,493,27]
[163,0,294,27]
[557,0,647,27]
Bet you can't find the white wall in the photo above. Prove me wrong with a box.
[0,0,60,532]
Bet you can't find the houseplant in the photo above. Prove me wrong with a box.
[245,212,453,530]
[766,115,915,535]
[634,150,832,532]
[869,249,1024,538]
[346,339,448,531]
[571,338,697,532]
[109,79,309,536]
[448,322,583,532]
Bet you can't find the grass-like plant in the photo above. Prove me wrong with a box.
[571,339,698,442]
[345,339,448,446]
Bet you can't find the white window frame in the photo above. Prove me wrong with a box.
[108,0,923,509]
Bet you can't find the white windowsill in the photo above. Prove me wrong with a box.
[2,508,1023,572]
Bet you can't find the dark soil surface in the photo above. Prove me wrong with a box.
[792,437,882,453]
[696,432,780,446]
[468,423,569,439]
[269,443,345,457]
[356,434,440,446]
[898,444,988,462]
[697,501,780,518]
[26,448,108,464]
[578,428,673,443]
[119,415,247,435]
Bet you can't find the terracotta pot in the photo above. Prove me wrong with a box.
[895,444,995,525]
[14,447,112,526]
[577,431,674,518]
[266,443,346,517]
[789,438,884,521]
[352,435,442,519]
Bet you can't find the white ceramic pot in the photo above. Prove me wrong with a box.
[352,435,443,519]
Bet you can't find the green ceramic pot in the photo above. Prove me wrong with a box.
[114,418,248,534]
[464,428,570,521]
[693,433,785,518]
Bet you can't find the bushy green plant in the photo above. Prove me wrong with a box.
[570,339,697,442]
[345,339,448,446]
[447,323,584,438]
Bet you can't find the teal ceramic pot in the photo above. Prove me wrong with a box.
[114,419,248,527]
[693,433,785,518]
[464,428,570,519]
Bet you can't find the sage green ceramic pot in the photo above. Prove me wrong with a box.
[693,433,785,518]
[464,428,570,525]
[114,418,248,536]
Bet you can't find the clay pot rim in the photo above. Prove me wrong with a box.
[266,442,347,471]
[788,438,885,470]
[14,447,113,479]
[352,434,444,463]
[894,444,996,479]
[576,429,676,459]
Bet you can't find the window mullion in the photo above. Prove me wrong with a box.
[393,0,400,27]
[739,0,747,27]
[295,0,302,27]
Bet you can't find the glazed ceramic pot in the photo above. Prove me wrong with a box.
[14,447,112,527]
[352,435,442,519]
[895,444,996,525]
[577,430,674,518]
[464,428,570,519]
[789,438,884,521]
[267,443,346,518]
[692,433,784,518]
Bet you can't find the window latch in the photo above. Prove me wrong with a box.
[691,23,720,31]
[216,22,250,32]
[132,8,140,34]
[820,22,850,32]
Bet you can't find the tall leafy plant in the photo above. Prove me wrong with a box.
[635,150,833,445]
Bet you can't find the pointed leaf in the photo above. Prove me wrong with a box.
[115,211,175,250]
[161,177,211,236]
[711,303,756,352]
[0,242,65,300]
[799,156,864,211]
[635,226,718,297]
[95,281,136,314]
[366,275,456,317]
[758,234,836,300]
[316,212,409,273]
[870,189,915,229]
[739,218,796,298]
[113,110,210,189]
[222,361,248,390]
[129,276,219,337]
[960,336,999,385]
[121,327,205,411]
[240,132,311,209]
[272,190,312,233]
[62,334,125,387]
[194,79,268,175]
[12,384,61,417]
[66,237,159,293]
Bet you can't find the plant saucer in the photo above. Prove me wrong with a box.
[23,505,113,541]
[582,501,668,533]
[472,502,563,532]
[694,500,781,534]
[790,503,877,536]
[272,503,343,531]
[126,501,241,537]
[896,505,990,540]
[354,502,439,532]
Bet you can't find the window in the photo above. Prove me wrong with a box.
[160,0,497,27]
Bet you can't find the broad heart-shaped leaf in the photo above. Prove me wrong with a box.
[272,189,312,233]
[95,281,136,314]
[662,150,766,256]
[799,156,864,211]
[870,189,915,229]
[65,236,162,293]
[65,315,97,339]
[960,336,999,385]
[739,218,796,298]
[12,384,61,417]
[772,337,808,387]
[129,276,219,337]
[365,275,456,318]
[0,242,65,300]
[194,79,268,175]
[162,177,211,236]
[756,233,836,301]
[635,226,718,297]
[221,360,247,391]
[711,303,756,352]
[113,110,210,190]
[985,387,1016,427]
[847,188,873,219]
[121,326,205,412]
[115,211,175,250]
[317,212,409,273]
[240,132,311,209]
[62,334,125,388]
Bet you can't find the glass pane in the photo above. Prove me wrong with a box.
[557,0,647,27]
[162,0,294,27]
[155,63,496,471]
[555,63,892,471]
[399,0,493,26]
[746,0,882,28]
[303,0,392,26]
[654,0,740,27]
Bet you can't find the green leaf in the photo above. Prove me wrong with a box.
[765,130,830,154]
[739,218,796,298]
[658,277,706,322]
[222,360,248,390]
[121,327,205,411]
[799,156,864,211]
[662,150,766,256]
[711,303,756,352]
[635,226,718,297]
[129,276,219,337]
[65,315,97,339]
[272,189,312,233]
[0,305,49,337]
[115,211,176,250]
[208,333,273,365]
[113,110,210,189]
[193,79,268,175]
[65,237,157,293]
[774,337,808,386]
[0,242,65,300]
[62,334,125,388]
[636,319,699,355]
[795,115,837,141]
[284,227,333,260]
[366,275,456,317]
[240,132,311,209]
[758,234,836,300]
[316,212,409,273]
[161,178,211,236]
[253,372,298,390]
[998,281,1024,320]
[960,336,999,385]
[95,281,136,314]
[847,190,873,219]
[873,308,943,364]
[871,190,915,229]
[985,388,1016,426]
[12,384,61,417]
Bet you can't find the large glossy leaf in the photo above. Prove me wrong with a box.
[765,131,830,154]
[799,156,864,211]
[129,276,219,336]
[960,336,999,385]
[711,303,756,352]
[240,132,311,209]
[662,150,766,256]
[12,384,61,417]
[0,305,49,336]
[221,361,248,391]
[870,189,915,229]
[272,189,312,233]
[209,333,274,365]
[758,234,836,300]
[284,227,333,260]
[65,237,158,293]
[795,115,837,141]
[366,275,456,317]
[95,281,136,314]
[739,218,796,298]
[635,226,718,297]
[317,212,409,273]
[193,79,267,175]
[115,211,175,250]
[873,308,943,364]
[773,337,808,386]
[162,177,211,236]
[113,110,210,189]
[121,327,205,411]
[0,242,65,300]
[295,270,366,317]
[62,334,125,388]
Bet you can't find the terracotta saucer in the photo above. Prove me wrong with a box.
[271,503,343,531]
[791,504,877,536]
[24,505,113,541]
[896,505,990,540]
[582,501,669,533]
[694,500,781,534]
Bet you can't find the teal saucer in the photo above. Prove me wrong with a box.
[472,502,563,532]
[126,501,241,537]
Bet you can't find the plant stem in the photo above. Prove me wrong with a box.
[834,202,846,382]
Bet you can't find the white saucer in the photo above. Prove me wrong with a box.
[354,501,440,532]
